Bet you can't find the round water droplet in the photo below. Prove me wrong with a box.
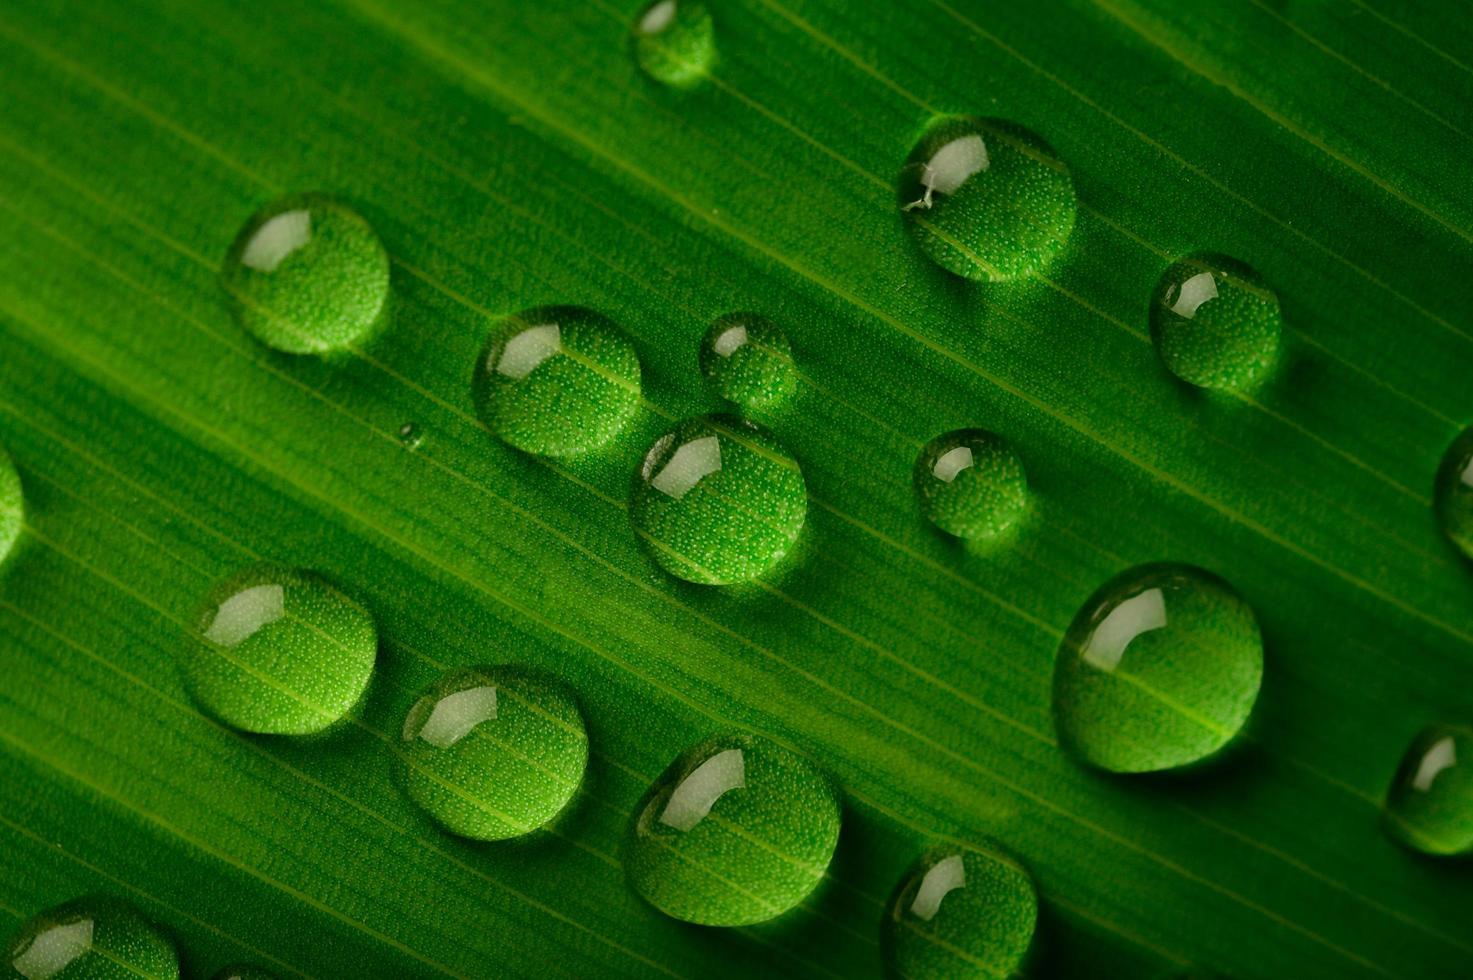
[882,843,1038,980]
[472,306,642,457]
[397,422,423,450]
[398,665,588,841]
[1052,563,1263,773]
[7,896,178,980]
[0,446,21,565]
[913,429,1027,540]
[630,415,806,585]
[211,967,277,980]
[221,195,390,355]
[182,564,378,735]
[1150,255,1281,391]
[632,1,715,89]
[899,117,1076,282]
[1382,723,1473,856]
[625,732,841,926]
[699,313,798,411]
[1434,426,1473,560]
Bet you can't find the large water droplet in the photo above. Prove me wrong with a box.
[0,446,21,565]
[7,896,178,980]
[221,195,390,355]
[1434,426,1473,560]
[882,843,1038,979]
[211,967,277,980]
[625,733,841,926]
[182,565,378,736]
[630,415,806,585]
[699,313,798,411]
[1382,723,1473,856]
[914,429,1027,540]
[1052,563,1263,773]
[472,306,642,457]
[899,117,1076,282]
[398,666,588,841]
[632,1,715,89]
[1150,255,1282,391]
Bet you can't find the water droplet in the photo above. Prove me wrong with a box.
[1150,255,1282,391]
[632,1,715,89]
[472,306,642,457]
[398,666,588,841]
[1052,563,1263,773]
[882,843,1038,979]
[1434,426,1473,560]
[221,195,390,355]
[899,117,1076,282]
[211,967,278,980]
[397,422,423,450]
[630,415,806,585]
[625,733,841,926]
[698,313,798,411]
[1382,723,1473,856]
[7,896,178,980]
[182,564,378,735]
[913,429,1027,540]
[0,446,21,565]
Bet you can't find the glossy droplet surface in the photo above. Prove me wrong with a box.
[914,430,1027,540]
[1052,563,1263,773]
[899,117,1076,281]
[210,967,277,980]
[1382,723,1473,856]
[473,306,641,457]
[632,1,715,89]
[399,666,588,841]
[630,415,806,585]
[1150,255,1281,391]
[0,446,21,565]
[1434,427,1473,560]
[182,565,377,735]
[221,195,390,354]
[625,733,841,926]
[7,896,178,980]
[398,422,423,450]
[882,844,1038,980]
[699,313,797,411]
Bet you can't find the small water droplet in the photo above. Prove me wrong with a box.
[630,415,806,585]
[1382,723,1473,856]
[182,564,378,735]
[397,422,423,450]
[398,666,588,841]
[913,429,1027,540]
[221,195,390,355]
[1434,426,1473,560]
[0,446,21,565]
[699,313,798,411]
[1052,563,1263,773]
[625,733,840,926]
[899,117,1076,281]
[7,896,178,980]
[882,843,1038,979]
[472,306,642,457]
[1150,255,1282,391]
[632,1,715,89]
[212,966,278,980]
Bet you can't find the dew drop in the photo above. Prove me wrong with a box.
[0,446,21,565]
[1382,723,1473,856]
[220,195,390,355]
[1150,254,1282,391]
[625,732,841,926]
[182,564,378,736]
[898,117,1076,282]
[882,843,1038,979]
[397,422,423,450]
[632,1,715,89]
[472,306,642,457]
[1434,426,1473,560]
[630,414,806,585]
[211,967,278,980]
[914,429,1027,540]
[7,896,178,980]
[699,313,798,411]
[398,665,588,841]
[1052,563,1263,773]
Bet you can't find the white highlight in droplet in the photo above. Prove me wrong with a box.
[1169,271,1219,319]
[241,209,312,273]
[931,446,975,483]
[660,747,745,832]
[205,584,285,648]
[923,135,988,197]
[712,325,748,358]
[414,686,499,749]
[496,324,562,379]
[1412,736,1458,792]
[651,435,722,499]
[640,0,676,34]
[908,853,966,922]
[1083,587,1167,673]
[11,919,94,980]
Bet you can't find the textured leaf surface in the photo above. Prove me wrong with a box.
[0,0,1470,977]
